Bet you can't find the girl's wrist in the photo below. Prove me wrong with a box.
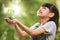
[15,19,20,24]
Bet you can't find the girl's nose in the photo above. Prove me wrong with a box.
[39,7,43,12]
[38,8,42,13]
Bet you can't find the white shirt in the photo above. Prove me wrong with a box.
[30,21,56,40]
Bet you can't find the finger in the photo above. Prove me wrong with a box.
[5,18,12,24]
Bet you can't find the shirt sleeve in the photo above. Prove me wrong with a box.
[30,22,40,30]
[41,21,56,34]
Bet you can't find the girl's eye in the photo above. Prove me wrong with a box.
[43,7,46,9]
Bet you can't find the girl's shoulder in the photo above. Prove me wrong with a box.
[46,21,56,25]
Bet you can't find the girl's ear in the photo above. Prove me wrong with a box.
[49,13,54,18]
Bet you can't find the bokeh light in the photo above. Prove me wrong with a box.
[3,0,23,17]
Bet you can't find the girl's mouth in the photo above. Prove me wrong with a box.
[39,11,42,13]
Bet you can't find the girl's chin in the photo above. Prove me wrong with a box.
[37,15,41,17]
[37,14,41,17]
[37,15,44,18]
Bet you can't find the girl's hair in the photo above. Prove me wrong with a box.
[42,3,59,34]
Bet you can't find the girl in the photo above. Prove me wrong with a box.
[5,3,59,40]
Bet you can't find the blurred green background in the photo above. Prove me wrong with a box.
[0,0,60,40]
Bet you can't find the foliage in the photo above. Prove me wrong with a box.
[0,0,60,40]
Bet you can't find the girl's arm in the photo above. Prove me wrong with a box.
[5,18,28,37]
[16,20,45,36]
[5,18,45,36]
[14,24,28,37]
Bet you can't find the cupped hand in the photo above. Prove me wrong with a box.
[5,18,17,25]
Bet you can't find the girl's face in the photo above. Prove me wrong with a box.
[37,6,52,18]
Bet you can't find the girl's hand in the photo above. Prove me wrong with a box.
[5,18,17,25]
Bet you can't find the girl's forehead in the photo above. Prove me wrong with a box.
[40,6,49,9]
[40,6,50,11]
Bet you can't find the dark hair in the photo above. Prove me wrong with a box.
[42,3,59,34]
